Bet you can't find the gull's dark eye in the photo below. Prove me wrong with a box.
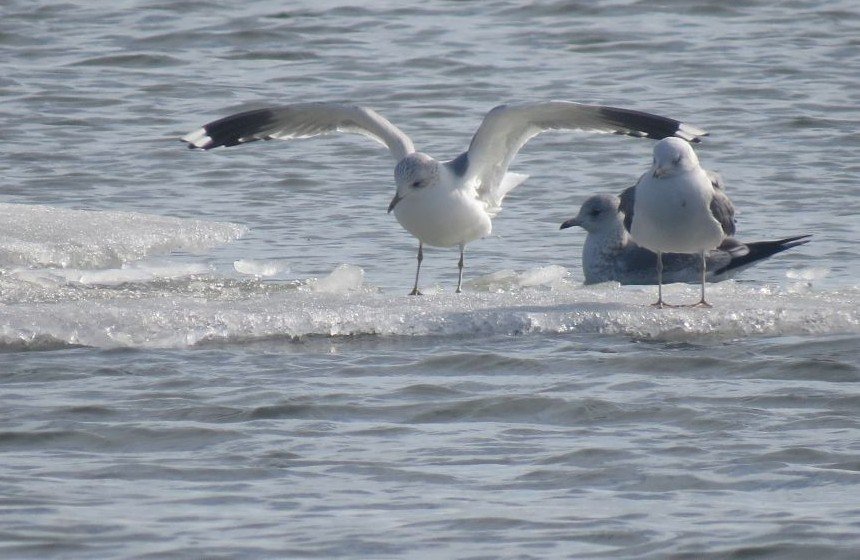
[673,155,682,165]
[411,180,422,188]
[589,209,601,217]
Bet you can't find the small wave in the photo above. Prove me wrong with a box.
[220,50,319,61]
[69,53,183,68]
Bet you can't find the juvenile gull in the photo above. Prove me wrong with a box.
[621,137,734,307]
[182,102,706,294]
[560,194,810,285]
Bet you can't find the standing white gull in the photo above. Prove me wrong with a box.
[182,102,706,294]
[560,194,811,285]
[622,137,734,307]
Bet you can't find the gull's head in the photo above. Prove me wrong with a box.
[560,194,621,233]
[651,137,699,178]
[389,152,439,213]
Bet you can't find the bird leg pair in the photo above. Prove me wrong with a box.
[409,242,466,295]
[652,251,712,308]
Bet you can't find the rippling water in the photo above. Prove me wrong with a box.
[1,1,859,558]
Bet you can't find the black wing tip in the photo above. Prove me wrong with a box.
[724,234,813,273]
[181,108,280,150]
[599,106,709,143]
[749,234,813,250]
[777,234,813,248]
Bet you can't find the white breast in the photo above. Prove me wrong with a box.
[631,169,724,253]
[393,172,492,248]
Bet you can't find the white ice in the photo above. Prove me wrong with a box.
[0,203,246,269]
[0,265,856,350]
[310,264,365,293]
[233,259,289,278]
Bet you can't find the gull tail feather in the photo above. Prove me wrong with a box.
[484,172,529,217]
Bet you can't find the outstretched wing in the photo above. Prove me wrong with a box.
[182,102,416,162]
[459,101,707,198]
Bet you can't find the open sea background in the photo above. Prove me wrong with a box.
[1,0,859,558]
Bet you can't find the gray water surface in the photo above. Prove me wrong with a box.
[1,1,859,558]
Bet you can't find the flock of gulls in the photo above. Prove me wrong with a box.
[182,101,808,307]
